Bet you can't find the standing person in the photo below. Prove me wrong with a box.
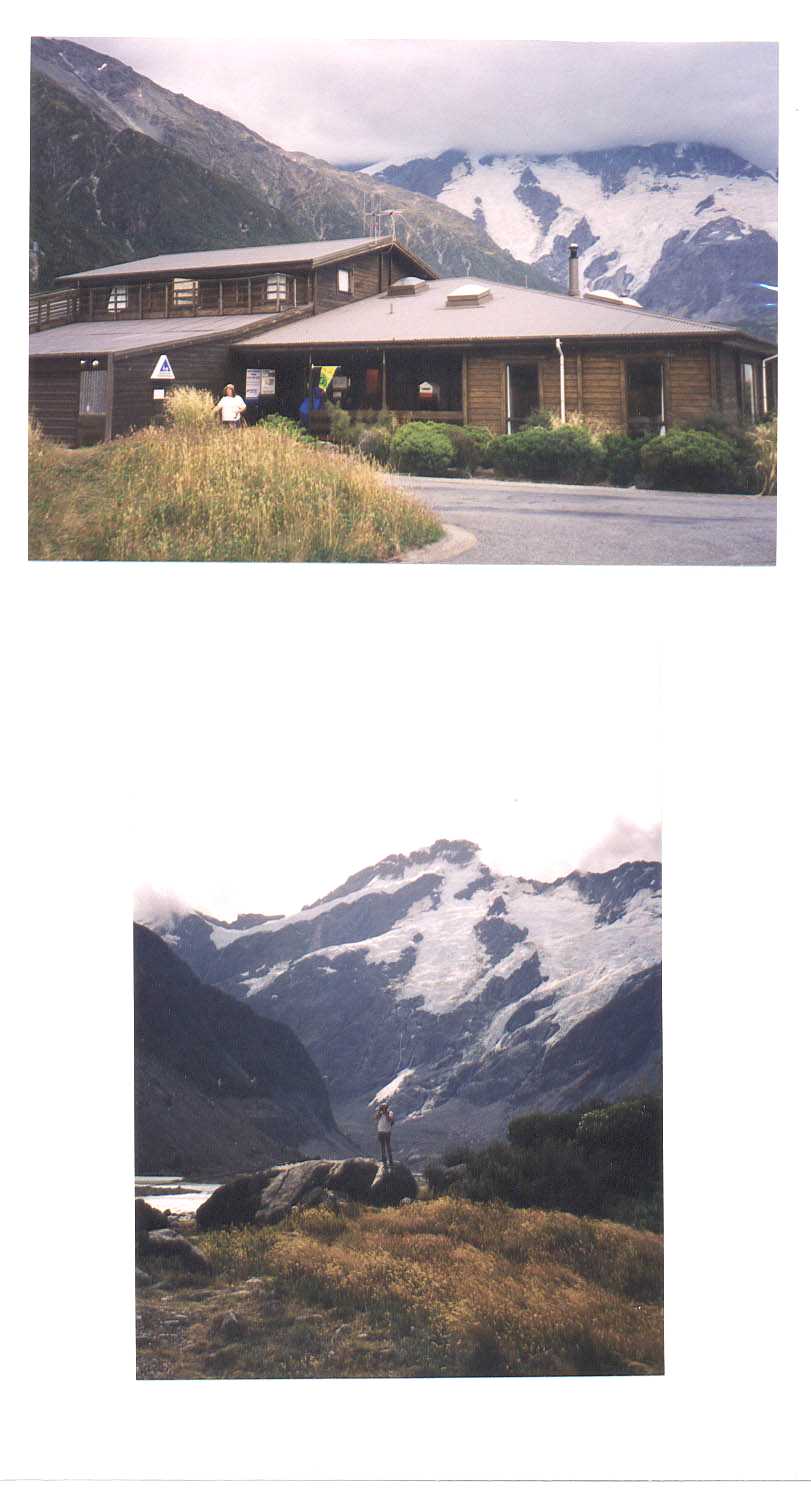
[213,384,246,430]
[375,1101,395,1168]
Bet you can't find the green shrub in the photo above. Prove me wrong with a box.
[601,433,641,487]
[490,423,604,483]
[357,426,392,465]
[441,1097,663,1230]
[391,420,455,476]
[445,424,494,473]
[638,427,743,493]
[325,403,360,448]
[521,408,554,429]
[256,413,315,444]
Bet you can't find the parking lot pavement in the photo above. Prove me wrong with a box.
[388,474,776,566]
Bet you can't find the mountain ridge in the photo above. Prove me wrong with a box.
[31,37,556,295]
[150,841,662,1160]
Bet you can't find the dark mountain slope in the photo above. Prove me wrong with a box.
[134,923,349,1176]
[30,38,557,293]
[30,72,297,288]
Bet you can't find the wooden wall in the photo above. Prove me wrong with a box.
[110,332,245,438]
[29,358,82,446]
[466,356,504,431]
[667,348,713,426]
[465,343,749,434]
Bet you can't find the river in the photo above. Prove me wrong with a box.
[135,1176,221,1214]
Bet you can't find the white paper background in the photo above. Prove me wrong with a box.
[4,2,809,1487]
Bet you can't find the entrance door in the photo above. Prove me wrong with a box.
[506,363,539,433]
[78,361,109,445]
[626,359,664,437]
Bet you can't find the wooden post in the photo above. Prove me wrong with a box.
[462,354,469,424]
[381,349,387,411]
[164,283,169,318]
[576,352,584,412]
[218,279,223,315]
[248,278,253,314]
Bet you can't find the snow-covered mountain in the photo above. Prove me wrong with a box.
[366,143,777,337]
[151,839,661,1160]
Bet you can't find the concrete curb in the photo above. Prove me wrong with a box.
[391,523,478,564]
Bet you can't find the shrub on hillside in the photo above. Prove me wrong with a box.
[165,385,215,430]
[435,1097,663,1230]
[391,420,455,475]
[638,427,743,493]
[490,423,605,484]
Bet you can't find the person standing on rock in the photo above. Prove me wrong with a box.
[375,1101,395,1168]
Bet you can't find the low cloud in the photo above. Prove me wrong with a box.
[577,819,662,874]
[133,884,191,928]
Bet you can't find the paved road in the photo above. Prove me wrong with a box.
[389,474,776,565]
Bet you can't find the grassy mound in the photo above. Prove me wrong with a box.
[137,1198,663,1379]
[28,416,442,562]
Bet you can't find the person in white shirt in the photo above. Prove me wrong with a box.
[213,384,247,429]
[375,1101,395,1168]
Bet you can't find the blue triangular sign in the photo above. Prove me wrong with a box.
[150,354,176,380]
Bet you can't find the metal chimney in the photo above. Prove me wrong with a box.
[568,243,580,297]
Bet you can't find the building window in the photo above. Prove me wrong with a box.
[172,278,198,309]
[337,267,352,295]
[740,361,757,422]
[266,273,287,305]
[106,285,128,312]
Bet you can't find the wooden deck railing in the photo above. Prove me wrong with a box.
[30,289,81,332]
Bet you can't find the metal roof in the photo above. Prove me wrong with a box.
[235,277,771,349]
[56,237,403,284]
[28,313,282,357]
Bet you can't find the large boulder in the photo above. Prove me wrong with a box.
[325,1157,379,1200]
[137,1228,212,1275]
[368,1162,419,1207]
[135,1197,170,1233]
[255,1160,336,1226]
[197,1168,283,1229]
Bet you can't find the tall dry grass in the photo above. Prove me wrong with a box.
[199,1197,663,1376]
[28,404,442,561]
[750,418,777,496]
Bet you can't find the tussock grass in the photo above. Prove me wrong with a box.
[28,409,442,562]
[196,1197,663,1377]
[750,418,777,496]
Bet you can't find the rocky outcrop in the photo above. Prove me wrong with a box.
[196,1168,279,1230]
[197,1157,417,1228]
[369,1162,419,1207]
[137,1228,212,1275]
[323,1157,379,1201]
[135,1198,170,1233]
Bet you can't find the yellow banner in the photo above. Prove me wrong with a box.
[317,366,338,392]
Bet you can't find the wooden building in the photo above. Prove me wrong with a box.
[30,237,776,445]
[235,254,777,437]
[28,237,431,445]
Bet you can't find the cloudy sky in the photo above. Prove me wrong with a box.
[73,38,778,172]
[127,572,661,922]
